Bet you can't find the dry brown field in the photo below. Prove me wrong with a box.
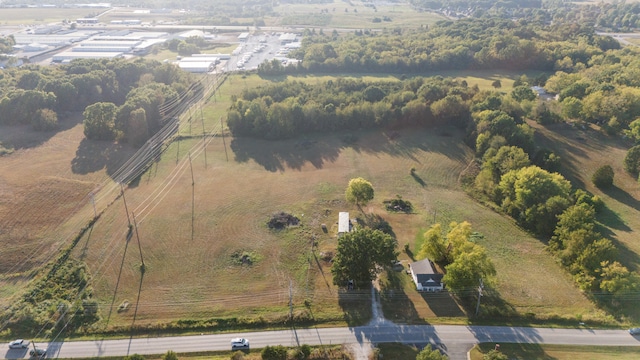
[0,73,627,333]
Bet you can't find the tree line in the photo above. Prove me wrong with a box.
[227,77,475,140]
[278,17,618,74]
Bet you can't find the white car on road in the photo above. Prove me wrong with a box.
[8,339,30,349]
[231,338,249,350]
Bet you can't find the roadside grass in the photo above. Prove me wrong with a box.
[0,8,91,24]
[377,343,420,360]
[470,343,640,360]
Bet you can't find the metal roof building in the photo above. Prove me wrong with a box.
[52,51,124,62]
[177,61,215,73]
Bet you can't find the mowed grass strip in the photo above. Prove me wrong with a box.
[470,343,640,360]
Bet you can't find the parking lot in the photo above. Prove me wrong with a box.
[225,32,298,72]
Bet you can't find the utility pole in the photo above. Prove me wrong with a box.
[475,278,484,317]
[120,183,131,227]
[200,109,208,169]
[289,279,293,321]
[189,152,195,242]
[221,116,228,162]
[132,212,145,273]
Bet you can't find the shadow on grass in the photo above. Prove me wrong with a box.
[476,343,557,360]
[0,112,82,151]
[378,269,428,324]
[596,202,631,232]
[602,185,640,211]
[337,288,371,326]
[411,172,426,187]
[229,127,469,172]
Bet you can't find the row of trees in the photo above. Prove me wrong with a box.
[284,17,617,74]
[465,91,639,301]
[227,77,476,139]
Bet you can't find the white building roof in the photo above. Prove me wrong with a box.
[338,212,350,234]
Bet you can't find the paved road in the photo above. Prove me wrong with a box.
[4,325,639,359]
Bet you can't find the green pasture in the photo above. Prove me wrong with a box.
[0,8,94,25]
[269,0,445,29]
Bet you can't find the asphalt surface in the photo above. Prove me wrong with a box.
[4,324,640,359]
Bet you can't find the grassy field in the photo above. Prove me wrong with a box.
[269,0,445,29]
[63,72,604,330]
[0,9,96,25]
[470,343,640,360]
[0,71,636,333]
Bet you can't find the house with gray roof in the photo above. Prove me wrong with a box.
[409,258,444,292]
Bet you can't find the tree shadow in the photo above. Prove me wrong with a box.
[229,127,470,172]
[465,287,519,325]
[596,202,631,232]
[0,112,82,151]
[337,288,372,326]
[601,185,640,212]
[71,138,137,177]
[378,269,427,324]
[411,172,426,187]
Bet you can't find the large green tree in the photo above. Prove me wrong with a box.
[498,165,572,236]
[331,228,398,288]
[83,102,118,140]
[345,177,375,206]
[443,243,496,295]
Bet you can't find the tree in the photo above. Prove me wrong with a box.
[591,165,614,188]
[624,145,640,174]
[331,228,398,288]
[417,223,447,263]
[32,108,58,131]
[483,349,507,360]
[162,350,179,360]
[261,345,287,360]
[345,177,374,206]
[443,244,496,295]
[416,344,448,360]
[83,102,117,140]
[491,80,502,89]
[510,85,536,102]
[498,166,572,235]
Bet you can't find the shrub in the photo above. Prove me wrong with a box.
[624,145,640,174]
[162,350,178,360]
[261,345,287,360]
[230,351,245,360]
[592,165,614,188]
[32,108,58,131]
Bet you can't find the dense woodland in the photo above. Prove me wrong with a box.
[0,58,198,145]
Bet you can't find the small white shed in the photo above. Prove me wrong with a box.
[338,212,350,236]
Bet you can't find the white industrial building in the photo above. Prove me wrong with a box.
[72,46,133,52]
[177,61,215,73]
[179,56,220,64]
[191,53,230,60]
[279,33,297,44]
[52,51,124,63]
